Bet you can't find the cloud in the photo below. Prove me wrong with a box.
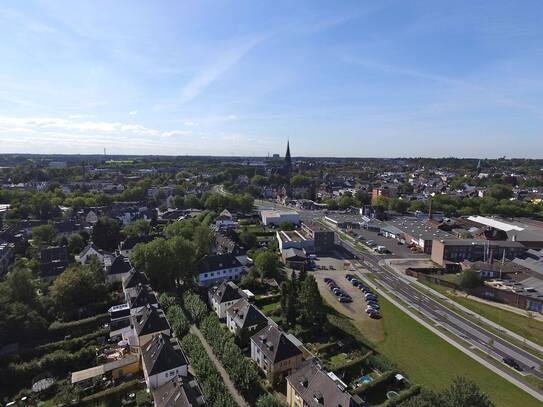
[183,121,199,127]
[179,35,264,104]
[129,110,138,116]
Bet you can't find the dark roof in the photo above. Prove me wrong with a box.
[107,255,133,276]
[54,220,83,234]
[120,235,155,251]
[134,305,170,336]
[153,374,206,407]
[287,361,362,407]
[251,324,302,364]
[80,243,113,258]
[211,281,244,304]
[129,285,158,309]
[227,298,268,329]
[198,253,242,274]
[40,246,69,263]
[123,269,150,289]
[142,333,187,376]
[283,247,306,261]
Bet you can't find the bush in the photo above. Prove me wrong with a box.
[183,291,208,323]
[167,305,190,337]
[48,313,109,339]
[180,334,238,407]
[383,385,421,406]
[158,292,177,312]
[199,314,261,398]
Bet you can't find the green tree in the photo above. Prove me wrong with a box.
[193,225,216,257]
[131,238,175,290]
[67,233,85,254]
[254,251,279,279]
[91,217,122,251]
[256,393,284,407]
[459,269,483,290]
[123,219,151,237]
[5,267,36,305]
[299,275,326,327]
[32,223,57,246]
[239,231,257,249]
[338,195,353,209]
[488,184,513,200]
[169,236,197,285]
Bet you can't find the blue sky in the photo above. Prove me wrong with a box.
[1,0,542,157]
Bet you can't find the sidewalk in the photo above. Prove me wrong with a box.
[190,325,249,407]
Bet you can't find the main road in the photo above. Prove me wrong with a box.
[255,201,543,397]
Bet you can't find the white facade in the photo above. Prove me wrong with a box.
[198,266,245,287]
[144,363,187,390]
[260,210,300,226]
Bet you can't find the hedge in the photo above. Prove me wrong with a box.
[382,385,422,407]
[48,313,109,338]
[180,334,238,407]
[353,370,396,396]
[198,313,261,399]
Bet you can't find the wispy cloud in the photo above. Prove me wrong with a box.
[179,35,265,104]
[183,121,199,127]
[129,110,138,116]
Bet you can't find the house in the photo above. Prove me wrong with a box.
[78,244,114,266]
[85,210,99,224]
[208,281,246,319]
[130,305,171,349]
[197,253,246,287]
[123,268,150,298]
[127,284,158,314]
[282,248,307,270]
[119,235,155,257]
[226,298,268,345]
[142,333,188,389]
[286,360,363,407]
[105,255,133,284]
[214,209,238,229]
[39,246,70,278]
[250,324,303,379]
[54,220,84,238]
[152,375,206,407]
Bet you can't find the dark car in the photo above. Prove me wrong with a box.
[503,357,522,371]
[324,278,333,283]
[338,296,353,303]
[369,312,381,319]
[365,296,378,302]
[345,274,354,280]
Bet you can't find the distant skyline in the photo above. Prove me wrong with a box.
[1,0,543,158]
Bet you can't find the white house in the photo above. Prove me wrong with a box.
[197,253,246,287]
[214,209,239,229]
[85,210,99,224]
[77,244,114,266]
[208,281,246,319]
[142,333,188,389]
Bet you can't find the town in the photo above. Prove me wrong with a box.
[1,146,543,407]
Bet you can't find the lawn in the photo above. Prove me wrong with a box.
[372,297,541,407]
[423,281,543,348]
[260,301,280,315]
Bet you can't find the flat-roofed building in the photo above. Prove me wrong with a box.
[431,239,527,266]
[261,210,300,226]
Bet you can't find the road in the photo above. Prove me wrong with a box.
[334,235,543,379]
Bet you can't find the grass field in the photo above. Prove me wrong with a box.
[367,297,541,407]
[422,281,543,348]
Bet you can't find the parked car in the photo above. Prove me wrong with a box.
[366,302,379,310]
[324,278,333,283]
[339,296,353,303]
[369,311,381,319]
[364,292,378,299]
[345,274,354,281]
[365,295,378,302]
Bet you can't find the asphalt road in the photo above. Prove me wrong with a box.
[334,237,543,380]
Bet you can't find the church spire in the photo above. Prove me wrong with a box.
[285,140,291,162]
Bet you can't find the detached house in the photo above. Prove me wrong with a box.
[226,298,268,345]
[105,255,133,284]
[152,375,206,407]
[250,324,303,379]
[78,244,114,266]
[123,268,150,298]
[142,333,188,389]
[119,235,155,257]
[197,253,246,287]
[130,305,170,349]
[127,284,158,315]
[214,209,238,229]
[39,246,70,278]
[286,360,363,407]
[208,281,247,319]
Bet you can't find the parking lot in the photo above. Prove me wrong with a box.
[348,227,428,259]
[311,256,384,341]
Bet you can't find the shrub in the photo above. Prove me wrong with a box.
[167,305,190,337]
[182,291,208,323]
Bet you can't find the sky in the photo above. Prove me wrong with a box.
[1,0,543,158]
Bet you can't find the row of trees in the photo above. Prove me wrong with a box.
[280,272,326,329]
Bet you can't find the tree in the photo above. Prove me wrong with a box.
[389,198,409,213]
[299,275,326,327]
[131,238,176,290]
[441,377,494,407]
[280,281,297,326]
[92,216,122,251]
[5,267,36,305]
[123,219,151,237]
[50,261,107,318]
[184,194,202,209]
[459,269,483,290]
[169,236,197,285]
[256,394,283,407]
[488,184,513,200]
[193,225,216,257]
[32,223,57,246]
[254,251,279,279]
[239,231,257,249]
[67,233,85,254]
[279,221,295,231]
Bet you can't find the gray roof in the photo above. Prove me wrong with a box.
[211,281,245,304]
[133,305,169,336]
[251,324,302,364]
[142,333,187,376]
[227,298,268,329]
[153,375,206,407]
[287,360,361,407]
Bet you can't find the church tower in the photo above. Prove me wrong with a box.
[283,140,292,180]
